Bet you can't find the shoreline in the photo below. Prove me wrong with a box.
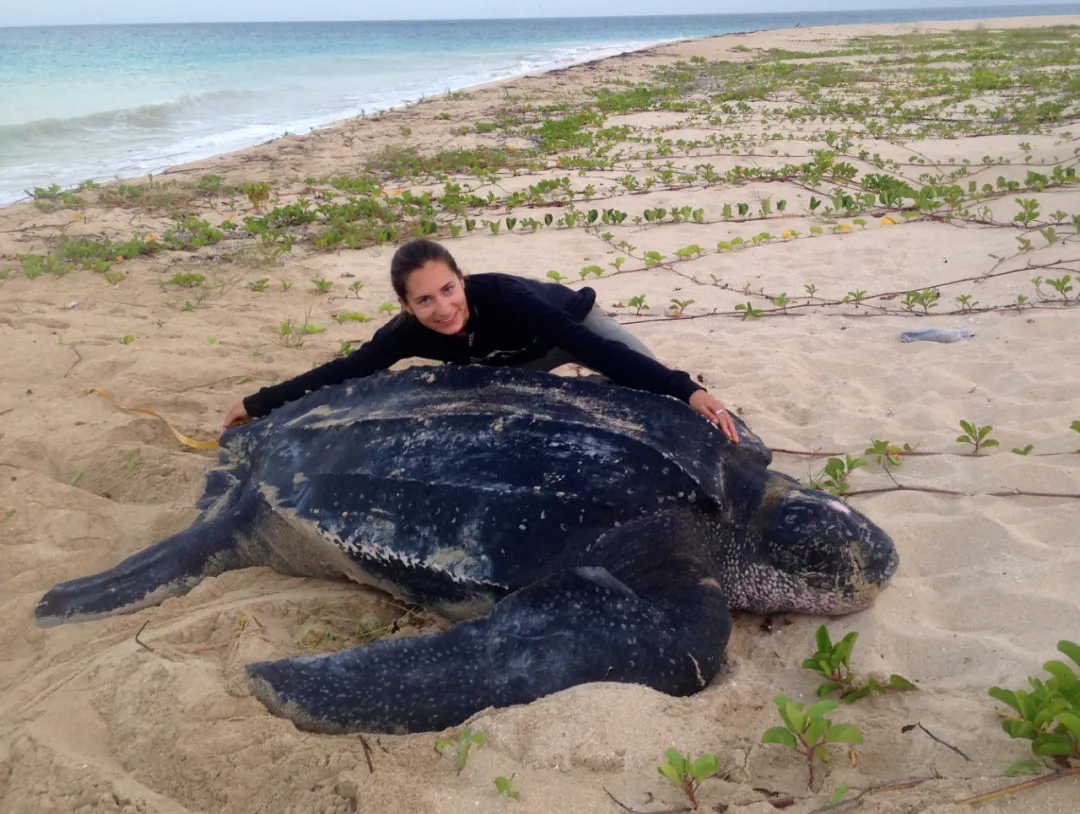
[0,37,666,206]
[3,10,1079,206]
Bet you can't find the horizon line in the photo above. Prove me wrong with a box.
[3,3,1077,30]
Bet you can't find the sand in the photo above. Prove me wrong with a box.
[2,12,1079,814]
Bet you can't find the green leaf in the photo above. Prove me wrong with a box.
[817,681,845,697]
[435,738,451,753]
[825,725,863,744]
[1057,640,1080,669]
[989,686,1022,715]
[781,700,807,734]
[806,718,829,746]
[805,700,838,720]
[1032,733,1077,756]
[830,785,849,805]
[840,686,872,703]
[1016,691,1036,722]
[835,632,859,667]
[1005,760,1044,777]
[889,674,918,691]
[658,764,682,784]
[1044,656,1076,680]
[1034,704,1062,731]
[1056,711,1080,741]
[762,727,797,748]
[664,748,687,774]
[1017,721,1039,740]
[494,776,519,800]
[471,732,487,745]
[815,624,833,655]
[1002,719,1036,740]
[690,754,720,781]
[814,744,829,762]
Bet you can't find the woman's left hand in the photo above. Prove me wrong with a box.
[688,390,740,444]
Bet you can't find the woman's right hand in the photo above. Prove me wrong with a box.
[221,401,250,434]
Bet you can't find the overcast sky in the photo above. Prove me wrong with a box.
[0,0,1059,27]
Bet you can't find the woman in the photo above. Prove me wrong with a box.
[221,239,739,443]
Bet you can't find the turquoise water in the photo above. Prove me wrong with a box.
[2,6,1078,203]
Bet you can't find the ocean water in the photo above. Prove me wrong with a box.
[2,5,1079,204]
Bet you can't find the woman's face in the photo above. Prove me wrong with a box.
[400,259,469,335]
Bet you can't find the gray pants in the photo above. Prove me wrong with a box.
[518,305,657,378]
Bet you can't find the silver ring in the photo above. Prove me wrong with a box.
[715,408,727,415]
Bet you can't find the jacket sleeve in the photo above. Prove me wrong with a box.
[508,285,704,403]
[242,315,415,418]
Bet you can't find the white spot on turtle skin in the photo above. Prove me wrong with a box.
[689,654,705,689]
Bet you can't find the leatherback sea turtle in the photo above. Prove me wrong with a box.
[36,366,898,735]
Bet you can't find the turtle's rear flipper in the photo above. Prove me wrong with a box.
[247,509,733,734]
[35,486,260,627]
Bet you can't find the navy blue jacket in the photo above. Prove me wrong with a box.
[243,272,702,418]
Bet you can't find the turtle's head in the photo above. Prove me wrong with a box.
[724,472,899,616]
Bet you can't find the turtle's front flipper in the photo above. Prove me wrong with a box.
[247,508,732,734]
[35,485,260,627]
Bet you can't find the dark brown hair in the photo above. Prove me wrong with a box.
[390,239,464,299]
